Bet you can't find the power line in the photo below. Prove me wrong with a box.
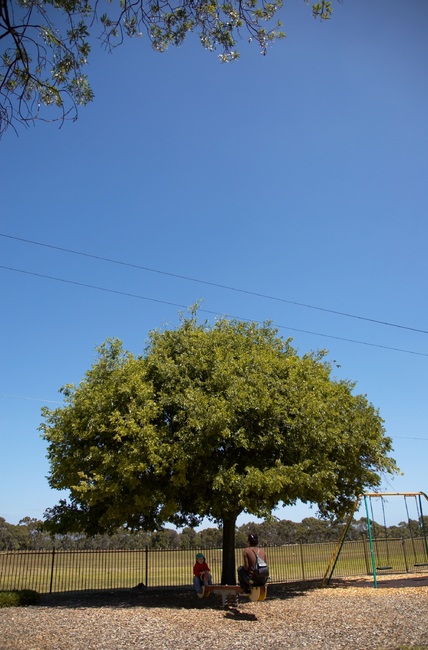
[1,264,428,357]
[393,436,428,441]
[2,232,427,336]
[0,393,63,405]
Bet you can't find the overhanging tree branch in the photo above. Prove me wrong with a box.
[1,0,336,135]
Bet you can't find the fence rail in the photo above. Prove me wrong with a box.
[1,537,427,594]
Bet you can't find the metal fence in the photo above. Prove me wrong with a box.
[1,537,427,594]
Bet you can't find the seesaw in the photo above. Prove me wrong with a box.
[197,584,267,607]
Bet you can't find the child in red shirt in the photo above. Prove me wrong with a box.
[193,553,212,593]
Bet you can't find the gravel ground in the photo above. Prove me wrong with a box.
[1,577,427,650]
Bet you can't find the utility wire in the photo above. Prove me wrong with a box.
[1,264,427,357]
[2,232,427,335]
[0,393,63,405]
[393,436,428,441]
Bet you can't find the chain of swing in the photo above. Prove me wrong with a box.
[322,492,428,589]
[369,494,428,571]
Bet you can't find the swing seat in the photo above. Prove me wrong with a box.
[414,563,428,567]
[376,566,393,570]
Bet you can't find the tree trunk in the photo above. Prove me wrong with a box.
[221,515,237,585]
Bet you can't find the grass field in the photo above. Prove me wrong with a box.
[1,538,427,594]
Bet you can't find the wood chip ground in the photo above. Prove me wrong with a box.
[1,574,427,649]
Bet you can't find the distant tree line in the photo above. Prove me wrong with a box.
[1,515,427,551]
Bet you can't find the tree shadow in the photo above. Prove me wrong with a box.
[39,582,313,611]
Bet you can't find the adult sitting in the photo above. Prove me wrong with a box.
[237,533,268,593]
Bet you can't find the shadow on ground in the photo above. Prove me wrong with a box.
[40,582,314,611]
[39,573,428,611]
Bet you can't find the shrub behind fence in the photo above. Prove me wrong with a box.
[1,537,427,594]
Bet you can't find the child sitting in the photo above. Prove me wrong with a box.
[193,553,212,593]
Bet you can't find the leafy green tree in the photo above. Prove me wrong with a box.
[347,516,368,541]
[15,517,52,549]
[0,517,18,550]
[197,526,223,547]
[6,519,31,549]
[151,528,180,548]
[296,516,345,543]
[234,527,249,547]
[0,0,334,135]
[41,314,398,584]
[179,527,198,548]
[271,519,301,544]
[0,516,53,550]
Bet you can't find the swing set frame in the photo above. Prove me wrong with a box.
[322,491,428,588]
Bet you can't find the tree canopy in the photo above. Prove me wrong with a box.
[40,314,398,583]
[0,0,334,135]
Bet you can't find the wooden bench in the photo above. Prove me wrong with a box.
[197,584,267,607]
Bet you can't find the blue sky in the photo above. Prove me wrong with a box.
[1,0,427,529]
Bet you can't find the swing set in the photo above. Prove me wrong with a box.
[322,491,428,588]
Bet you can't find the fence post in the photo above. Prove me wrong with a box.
[145,545,149,588]
[361,534,370,574]
[299,541,305,581]
[401,537,409,573]
[49,547,56,594]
